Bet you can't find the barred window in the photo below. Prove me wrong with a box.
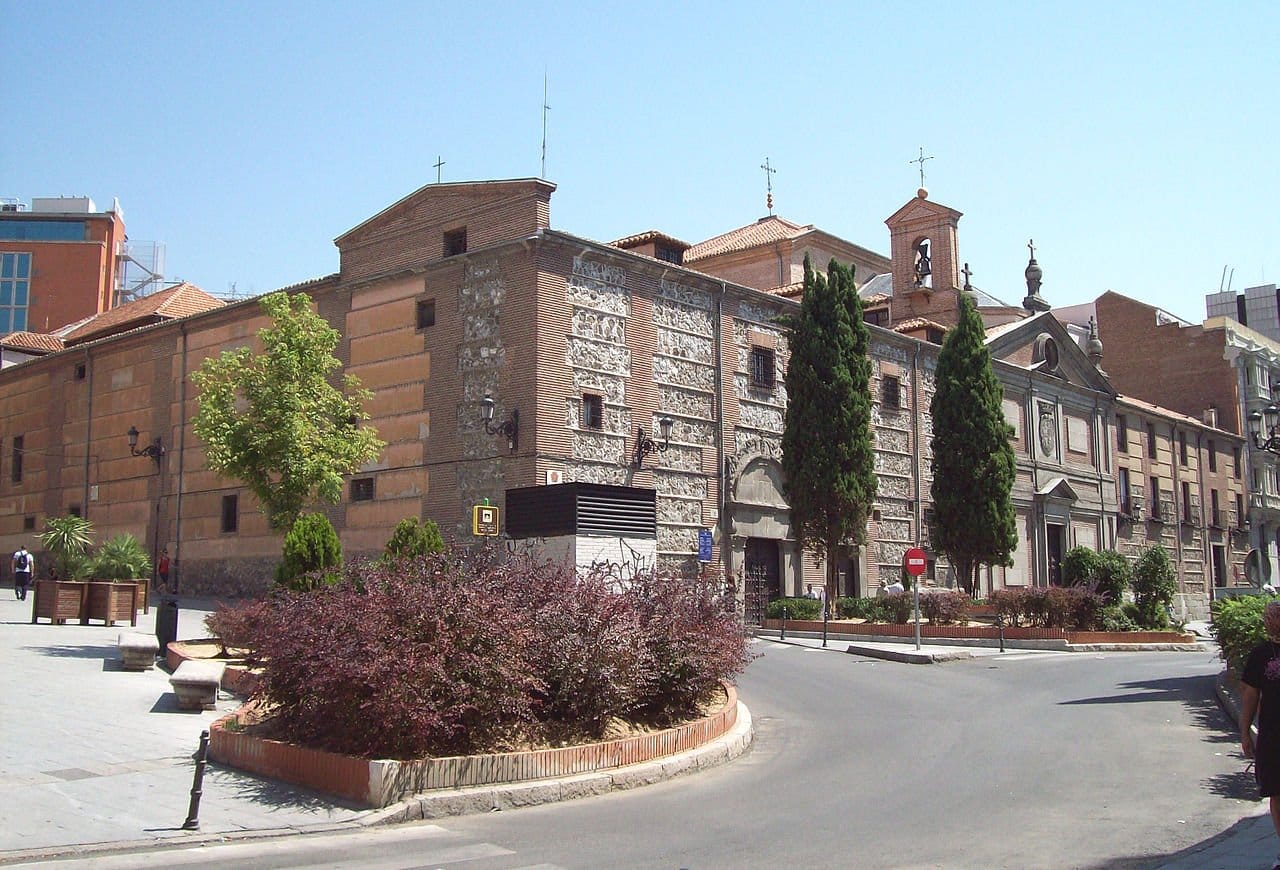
[350,478,375,501]
[750,346,775,389]
[882,375,901,409]
[582,394,604,429]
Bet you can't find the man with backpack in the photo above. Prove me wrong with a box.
[12,546,32,601]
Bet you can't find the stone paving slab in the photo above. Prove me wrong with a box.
[0,592,370,859]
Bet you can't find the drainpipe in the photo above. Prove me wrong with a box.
[1094,395,1110,550]
[83,348,93,519]
[1028,373,1042,586]
[1196,429,1209,586]
[911,342,922,582]
[714,281,730,595]
[174,323,189,590]
[1171,428,1184,583]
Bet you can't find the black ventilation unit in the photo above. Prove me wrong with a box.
[506,482,657,539]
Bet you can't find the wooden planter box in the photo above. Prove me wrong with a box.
[83,581,138,627]
[31,580,88,625]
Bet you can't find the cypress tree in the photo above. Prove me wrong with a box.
[781,256,877,603]
[930,291,1018,597]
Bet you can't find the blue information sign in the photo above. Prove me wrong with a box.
[697,529,713,563]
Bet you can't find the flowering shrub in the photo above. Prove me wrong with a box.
[218,553,749,757]
[990,588,1026,626]
[988,586,1104,630]
[919,590,970,626]
[204,599,273,654]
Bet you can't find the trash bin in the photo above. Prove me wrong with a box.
[155,596,179,659]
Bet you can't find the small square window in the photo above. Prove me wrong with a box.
[23,515,35,531]
[443,227,467,257]
[68,504,81,518]
[882,375,901,409]
[582,394,604,429]
[221,494,239,534]
[350,478,375,502]
[416,298,436,329]
[74,363,86,380]
[926,328,945,344]
[655,245,683,265]
[750,347,775,389]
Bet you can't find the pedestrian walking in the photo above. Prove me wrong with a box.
[12,545,33,601]
[1240,599,1280,870]
[157,548,171,593]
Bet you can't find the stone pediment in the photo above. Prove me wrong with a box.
[986,312,1115,396]
[1036,476,1079,502]
[884,196,963,229]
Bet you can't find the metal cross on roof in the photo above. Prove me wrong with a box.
[962,263,973,289]
[909,146,934,188]
[1028,239,1036,260]
[433,156,446,184]
[760,158,777,215]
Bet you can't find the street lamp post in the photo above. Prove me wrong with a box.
[127,427,174,656]
[1250,404,1280,456]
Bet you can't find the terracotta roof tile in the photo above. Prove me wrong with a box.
[609,230,691,250]
[684,215,812,262]
[862,293,891,306]
[63,283,224,345]
[893,317,948,334]
[0,331,64,353]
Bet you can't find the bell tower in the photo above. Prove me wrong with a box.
[884,189,964,327]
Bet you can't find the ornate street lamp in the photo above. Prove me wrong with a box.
[480,393,518,451]
[634,415,674,468]
[127,425,165,465]
[1249,404,1280,456]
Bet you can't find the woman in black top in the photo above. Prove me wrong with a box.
[1241,600,1280,870]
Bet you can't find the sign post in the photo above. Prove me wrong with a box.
[903,547,927,651]
[472,500,501,537]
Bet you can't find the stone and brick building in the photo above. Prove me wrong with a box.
[0,179,1251,615]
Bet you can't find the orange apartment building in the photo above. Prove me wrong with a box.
[0,180,1250,616]
[0,196,129,334]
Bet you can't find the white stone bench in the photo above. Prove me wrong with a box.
[169,660,227,711]
[118,632,160,671]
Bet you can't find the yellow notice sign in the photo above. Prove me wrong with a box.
[472,504,500,537]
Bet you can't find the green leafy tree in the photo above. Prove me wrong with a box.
[1132,544,1178,628]
[781,256,877,603]
[274,512,343,591]
[382,516,446,564]
[1061,546,1102,587]
[930,291,1018,597]
[191,291,385,531]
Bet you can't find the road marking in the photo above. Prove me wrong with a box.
[993,651,1101,661]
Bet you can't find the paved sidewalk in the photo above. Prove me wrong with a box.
[0,591,370,862]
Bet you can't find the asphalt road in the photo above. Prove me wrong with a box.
[15,641,1257,870]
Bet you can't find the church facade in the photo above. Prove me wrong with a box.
[0,179,1248,614]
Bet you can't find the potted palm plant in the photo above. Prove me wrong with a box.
[91,533,153,615]
[32,515,94,625]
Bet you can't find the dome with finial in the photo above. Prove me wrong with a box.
[917,187,928,199]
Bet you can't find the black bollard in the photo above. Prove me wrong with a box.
[822,594,828,648]
[780,601,787,641]
[996,614,1006,653]
[183,730,210,830]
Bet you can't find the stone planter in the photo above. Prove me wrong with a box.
[83,581,138,627]
[31,580,87,625]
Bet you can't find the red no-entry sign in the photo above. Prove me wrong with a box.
[903,547,927,577]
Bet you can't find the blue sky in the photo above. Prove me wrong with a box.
[6,2,1278,324]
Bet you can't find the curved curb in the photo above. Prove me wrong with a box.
[361,701,755,824]
[0,703,754,866]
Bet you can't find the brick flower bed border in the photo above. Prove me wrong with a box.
[168,641,740,808]
[761,619,1194,645]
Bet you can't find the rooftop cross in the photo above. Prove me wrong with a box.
[433,156,446,184]
[962,263,973,289]
[1028,238,1036,260]
[760,158,777,215]
[909,146,934,188]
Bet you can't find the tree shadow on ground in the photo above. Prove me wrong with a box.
[1080,812,1270,869]
[1059,672,1233,745]
[1203,766,1260,801]
[24,643,117,659]
[204,762,368,816]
